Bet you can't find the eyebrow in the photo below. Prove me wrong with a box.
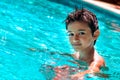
[67,31,72,32]
[67,29,86,32]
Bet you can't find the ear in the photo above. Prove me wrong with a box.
[93,30,100,40]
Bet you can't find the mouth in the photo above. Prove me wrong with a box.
[72,44,81,46]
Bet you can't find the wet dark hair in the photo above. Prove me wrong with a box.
[65,8,99,44]
[65,8,98,35]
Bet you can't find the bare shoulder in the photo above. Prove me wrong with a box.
[94,51,105,67]
[88,51,105,72]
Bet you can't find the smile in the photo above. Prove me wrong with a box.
[72,44,81,46]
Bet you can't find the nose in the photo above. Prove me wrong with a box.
[73,34,79,42]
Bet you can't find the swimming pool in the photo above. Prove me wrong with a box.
[0,0,120,80]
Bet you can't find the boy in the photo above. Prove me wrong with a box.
[53,8,105,80]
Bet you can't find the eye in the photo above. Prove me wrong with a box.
[79,31,85,35]
[67,32,74,36]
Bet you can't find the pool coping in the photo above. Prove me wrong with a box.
[82,0,120,19]
[83,0,120,15]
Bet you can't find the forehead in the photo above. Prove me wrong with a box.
[67,21,91,31]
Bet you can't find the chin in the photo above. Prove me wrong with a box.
[73,46,84,51]
[73,47,81,51]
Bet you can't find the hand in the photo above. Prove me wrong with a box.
[53,65,70,80]
[70,72,85,80]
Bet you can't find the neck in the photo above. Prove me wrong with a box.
[77,47,95,64]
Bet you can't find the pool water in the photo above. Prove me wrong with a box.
[0,0,120,80]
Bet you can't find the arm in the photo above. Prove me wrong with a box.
[53,59,105,80]
[71,57,105,79]
[53,65,70,80]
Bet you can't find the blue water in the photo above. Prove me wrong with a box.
[0,0,120,80]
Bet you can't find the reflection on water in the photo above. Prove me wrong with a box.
[106,20,120,32]
[40,64,55,80]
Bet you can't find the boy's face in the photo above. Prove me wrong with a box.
[67,21,98,51]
